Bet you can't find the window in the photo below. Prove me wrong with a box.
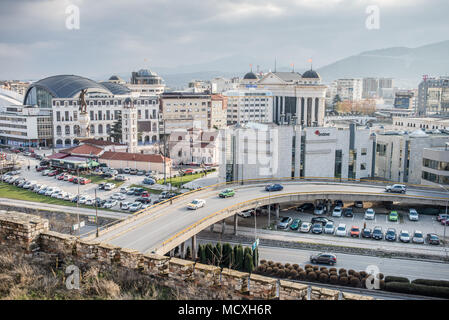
[360,163,366,170]
[361,148,367,156]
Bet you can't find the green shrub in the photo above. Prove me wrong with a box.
[289,270,298,279]
[313,265,319,271]
[285,263,291,268]
[267,260,274,266]
[299,271,307,280]
[348,269,355,276]
[412,279,449,288]
[339,276,349,285]
[292,264,300,270]
[385,276,410,284]
[330,275,338,284]
[329,267,337,273]
[266,267,273,275]
[385,282,449,299]
[304,264,312,269]
[307,272,317,281]
[349,277,361,287]
[319,273,329,283]
[338,268,346,275]
[260,259,267,265]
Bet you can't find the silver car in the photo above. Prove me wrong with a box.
[278,217,293,229]
[412,230,424,244]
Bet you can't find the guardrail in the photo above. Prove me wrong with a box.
[82,176,448,240]
[155,190,449,255]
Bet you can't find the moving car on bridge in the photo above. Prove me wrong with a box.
[187,199,206,210]
[265,184,283,192]
[219,188,235,198]
[385,184,407,193]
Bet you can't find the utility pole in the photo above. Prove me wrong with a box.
[440,184,449,258]
[76,166,80,237]
[95,188,99,238]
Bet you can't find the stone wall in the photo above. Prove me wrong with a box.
[0,211,376,300]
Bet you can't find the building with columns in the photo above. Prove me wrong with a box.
[240,69,327,127]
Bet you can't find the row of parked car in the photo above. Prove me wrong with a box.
[276,215,441,245]
[37,167,92,185]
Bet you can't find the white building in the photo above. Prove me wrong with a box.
[239,69,327,127]
[126,69,166,96]
[223,88,273,125]
[421,144,449,186]
[330,78,363,102]
[0,105,52,147]
[218,123,375,182]
[375,130,449,184]
[211,77,240,93]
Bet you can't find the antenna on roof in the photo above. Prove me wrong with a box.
[249,64,253,72]
[291,63,295,72]
[308,58,313,70]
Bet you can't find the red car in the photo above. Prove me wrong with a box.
[48,170,58,177]
[141,191,150,198]
[57,174,66,180]
[68,176,77,182]
[36,166,47,172]
[350,226,360,237]
[441,219,449,226]
[79,178,91,185]
[183,169,194,174]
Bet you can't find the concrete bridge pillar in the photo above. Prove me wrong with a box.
[275,204,280,230]
[234,214,238,235]
[221,219,226,234]
[191,235,197,260]
[210,224,214,232]
[169,249,174,257]
[180,242,186,259]
[326,200,331,214]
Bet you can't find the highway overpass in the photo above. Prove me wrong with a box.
[87,179,449,256]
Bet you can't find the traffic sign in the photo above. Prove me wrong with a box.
[252,238,259,251]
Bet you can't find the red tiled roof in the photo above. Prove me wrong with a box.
[81,139,125,147]
[47,152,69,159]
[60,144,103,156]
[99,151,171,163]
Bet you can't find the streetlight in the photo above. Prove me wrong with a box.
[439,184,448,257]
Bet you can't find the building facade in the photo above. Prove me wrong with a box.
[223,88,273,125]
[421,145,449,186]
[417,76,449,115]
[330,78,363,102]
[126,69,165,96]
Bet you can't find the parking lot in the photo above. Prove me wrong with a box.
[234,201,448,247]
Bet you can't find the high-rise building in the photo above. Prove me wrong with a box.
[223,88,273,125]
[330,79,363,102]
[417,76,449,115]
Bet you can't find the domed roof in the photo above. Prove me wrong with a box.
[137,69,157,77]
[302,69,320,79]
[410,129,428,138]
[243,72,258,80]
[109,75,122,81]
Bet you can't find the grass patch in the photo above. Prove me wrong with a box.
[129,184,165,195]
[0,182,113,211]
[157,170,215,188]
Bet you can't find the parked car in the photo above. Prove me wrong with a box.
[120,187,129,194]
[187,199,206,210]
[399,230,410,243]
[335,223,347,237]
[343,207,354,217]
[237,210,252,218]
[265,184,283,192]
[311,217,332,226]
[388,211,399,222]
[278,217,293,229]
[219,188,235,198]
[385,184,406,193]
[324,222,335,234]
[437,214,449,222]
[121,202,132,210]
[103,200,118,208]
[296,203,314,212]
[78,195,91,204]
[129,202,142,212]
[354,201,363,208]
[299,222,312,233]
[314,205,327,215]
[98,183,105,190]
[311,223,323,234]
[412,230,424,244]
[334,200,344,207]
[290,218,301,230]
[408,209,419,221]
[426,233,440,245]
[361,228,372,238]
[133,188,145,196]
[140,191,150,198]
[64,175,72,181]
[385,228,397,241]
[137,170,145,176]
[115,174,127,181]
[372,226,383,240]
[310,253,337,266]
[123,168,131,174]
[79,178,91,185]
[350,226,360,237]
[143,177,155,185]
[104,183,116,190]
[364,208,375,220]
[136,197,151,204]
[129,169,138,175]
[332,206,342,218]
[111,193,126,200]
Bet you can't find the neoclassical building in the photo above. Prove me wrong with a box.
[23,75,159,148]
[239,69,327,127]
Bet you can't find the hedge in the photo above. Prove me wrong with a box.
[385,282,449,299]
[412,279,449,288]
[385,276,410,284]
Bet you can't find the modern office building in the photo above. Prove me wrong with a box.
[223,88,273,125]
[126,69,166,96]
[394,90,415,110]
[0,105,52,147]
[421,144,449,186]
[417,76,449,115]
[218,123,374,182]
[362,77,394,99]
[375,130,449,184]
[330,79,363,102]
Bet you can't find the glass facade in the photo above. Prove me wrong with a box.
[25,87,53,108]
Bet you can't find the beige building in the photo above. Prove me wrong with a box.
[99,151,172,173]
[160,92,227,133]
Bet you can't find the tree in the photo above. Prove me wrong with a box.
[332,94,342,114]
[244,253,254,273]
[199,245,207,264]
[109,112,122,143]
[214,242,222,266]
[222,243,234,269]
[252,248,259,268]
[235,245,244,271]
[186,246,192,260]
[205,243,214,265]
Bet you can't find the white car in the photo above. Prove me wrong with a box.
[103,200,118,208]
[335,223,347,237]
[45,187,57,196]
[314,205,326,215]
[364,208,375,220]
[141,203,150,209]
[409,208,419,221]
[64,193,75,201]
[412,230,424,244]
[129,202,142,212]
[324,222,335,234]
[111,193,126,200]
[332,206,342,218]
[300,222,312,233]
[237,210,252,218]
[78,195,90,204]
[51,191,63,198]
[23,181,35,189]
[121,201,132,210]
[42,170,51,176]
[120,187,129,194]
[385,184,406,193]
[187,199,206,210]
[104,183,116,191]
[399,230,410,243]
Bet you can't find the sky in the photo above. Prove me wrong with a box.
[0,0,448,80]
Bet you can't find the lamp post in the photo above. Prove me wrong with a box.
[439,184,448,257]
[255,202,261,243]
[76,166,81,237]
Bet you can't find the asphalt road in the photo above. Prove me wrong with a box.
[95,181,449,254]
[198,238,449,281]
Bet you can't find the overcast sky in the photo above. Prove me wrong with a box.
[1,0,448,80]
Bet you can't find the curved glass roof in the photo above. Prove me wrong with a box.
[99,82,131,95]
[24,75,111,102]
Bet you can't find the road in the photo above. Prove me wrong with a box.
[197,238,449,281]
[94,181,449,255]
